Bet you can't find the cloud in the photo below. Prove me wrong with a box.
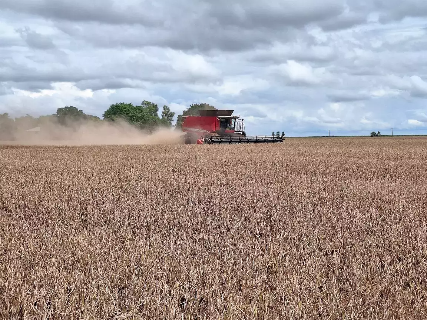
[0,85,12,96]
[0,0,163,26]
[54,18,301,52]
[387,75,427,97]
[407,110,427,123]
[272,60,332,86]
[317,10,368,31]
[206,0,345,29]
[327,91,372,102]
[2,0,427,136]
[375,1,427,22]
[248,41,338,64]
[184,75,270,97]
[0,0,346,29]
[317,108,342,124]
[408,119,425,126]
[75,78,146,91]
[15,26,56,49]
[168,51,221,80]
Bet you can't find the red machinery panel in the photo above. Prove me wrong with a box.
[182,116,219,132]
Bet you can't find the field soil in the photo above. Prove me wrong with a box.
[1,137,427,319]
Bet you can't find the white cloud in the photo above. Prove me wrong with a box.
[410,75,427,96]
[273,60,332,85]
[387,75,427,97]
[330,103,341,111]
[184,75,269,96]
[408,119,424,126]
[370,88,401,98]
[168,51,220,80]
[169,102,187,114]
[12,82,93,98]
[361,116,373,124]
[216,76,270,96]
[249,41,337,63]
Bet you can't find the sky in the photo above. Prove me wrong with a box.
[1,0,427,136]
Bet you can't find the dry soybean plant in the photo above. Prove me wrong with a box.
[1,137,427,319]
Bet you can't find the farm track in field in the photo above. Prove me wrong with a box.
[1,137,427,319]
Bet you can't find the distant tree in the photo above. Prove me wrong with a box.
[54,106,101,129]
[56,106,87,125]
[160,105,175,127]
[103,100,170,132]
[103,102,138,123]
[370,131,378,137]
[175,103,217,128]
[140,100,160,127]
[276,131,280,138]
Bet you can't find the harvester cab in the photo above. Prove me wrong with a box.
[218,117,245,134]
[217,118,245,136]
[181,109,284,144]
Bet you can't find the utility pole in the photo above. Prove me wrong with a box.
[329,130,330,137]
[391,128,393,137]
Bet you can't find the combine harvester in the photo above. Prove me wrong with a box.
[181,109,284,144]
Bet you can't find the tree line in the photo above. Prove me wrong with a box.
[0,101,218,140]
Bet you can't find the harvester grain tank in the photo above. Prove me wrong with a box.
[181,109,284,144]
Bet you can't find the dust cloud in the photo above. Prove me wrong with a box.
[2,118,186,146]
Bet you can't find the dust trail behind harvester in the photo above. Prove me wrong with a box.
[4,118,186,146]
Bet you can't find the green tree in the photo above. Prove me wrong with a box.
[55,106,101,128]
[140,100,160,126]
[175,103,217,128]
[56,106,87,125]
[160,105,175,127]
[103,101,168,132]
[103,102,138,123]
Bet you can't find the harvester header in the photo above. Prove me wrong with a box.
[181,109,284,144]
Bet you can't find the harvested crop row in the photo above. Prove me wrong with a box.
[1,137,427,319]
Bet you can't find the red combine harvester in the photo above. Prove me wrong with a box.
[181,109,284,144]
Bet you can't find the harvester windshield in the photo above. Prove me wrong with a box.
[219,118,235,130]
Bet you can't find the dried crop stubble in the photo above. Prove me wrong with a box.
[1,137,427,319]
